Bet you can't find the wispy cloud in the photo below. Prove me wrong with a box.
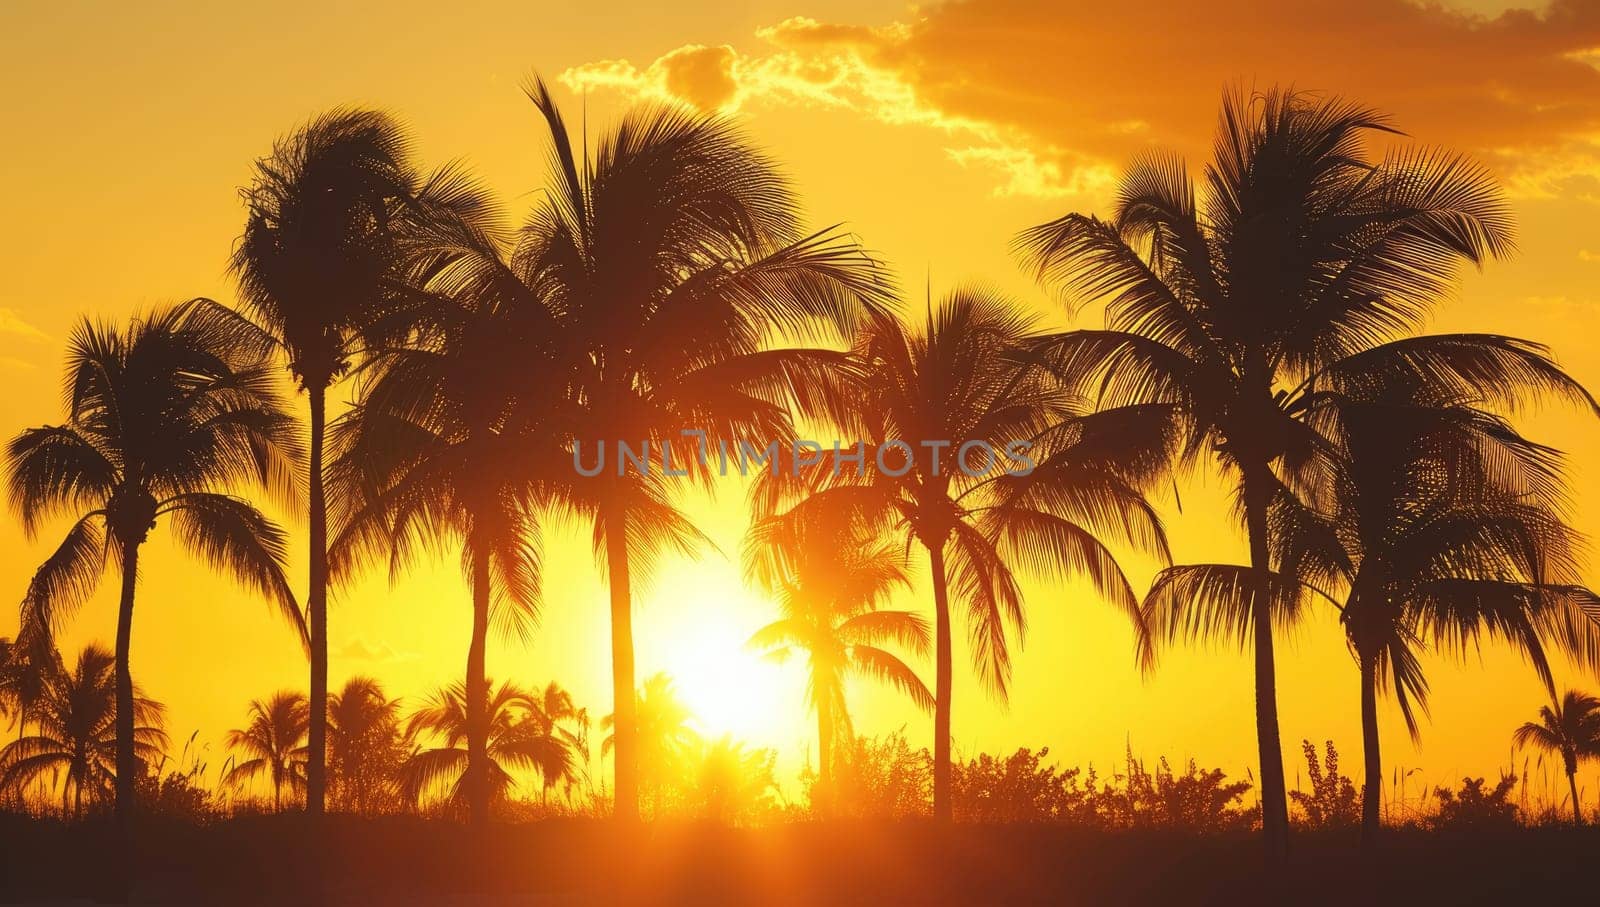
[562,0,1600,200]
[0,308,48,344]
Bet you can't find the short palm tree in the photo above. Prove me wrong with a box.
[222,690,309,810]
[397,679,576,814]
[744,514,932,808]
[328,676,408,814]
[510,78,891,820]
[233,109,422,815]
[0,643,166,818]
[751,291,1169,820]
[0,619,59,745]
[5,299,304,818]
[602,673,701,818]
[1514,690,1600,825]
[1017,87,1517,855]
[525,682,588,806]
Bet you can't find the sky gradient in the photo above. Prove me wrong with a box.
[3,0,1599,804]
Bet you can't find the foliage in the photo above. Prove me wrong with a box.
[329,677,410,815]
[693,735,780,826]
[820,732,932,819]
[951,747,1096,824]
[1289,740,1359,830]
[1429,775,1520,831]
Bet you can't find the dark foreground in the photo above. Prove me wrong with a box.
[1,815,1590,905]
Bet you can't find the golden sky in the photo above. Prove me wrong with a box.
[3,0,1600,802]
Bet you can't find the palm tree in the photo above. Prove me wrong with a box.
[602,673,701,818]
[222,691,308,810]
[1514,690,1600,825]
[1017,87,1517,855]
[1259,374,1600,841]
[328,676,408,814]
[525,682,588,806]
[0,643,166,818]
[744,514,932,808]
[751,292,1169,819]
[0,618,59,747]
[397,679,576,814]
[233,109,422,816]
[498,78,891,821]
[5,300,304,818]
[326,167,550,825]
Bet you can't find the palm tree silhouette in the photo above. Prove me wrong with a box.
[507,78,891,820]
[328,676,407,814]
[1017,88,1515,856]
[751,291,1168,819]
[397,679,576,814]
[525,682,589,807]
[233,109,422,816]
[602,673,701,818]
[0,618,59,749]
[222,690,309,810]
[5,299,304,818]
[0,643,166,819]
[745,513,932,810]
[326,166,553,825]
[1514,690,1600,825]
[1251,369,1600,841]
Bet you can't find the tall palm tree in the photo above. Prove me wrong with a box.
[222,690,309,810]
[397,679,576,814]
[744,514,933,807]
[602,673,700,818]
[5,299,304,818]
[504,78,891,820]
[751,292,1169,820]
[0,643,166,819]
[326,167,550,825]
[328,675,407,814]
[1016,88,1517,856]
[1514,690,1600,825]
[233,109,422,816]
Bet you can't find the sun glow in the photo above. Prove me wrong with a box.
[638,559,804,752]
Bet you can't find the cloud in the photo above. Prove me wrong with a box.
[0,308,48,343]
[337,638,419,665]
[561,0,1600,199]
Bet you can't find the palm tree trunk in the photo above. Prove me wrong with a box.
[306,381,329,817]
[1360,651,1381,844]
[603,500,639,822]
[928,540,953,823]
[464,542,492,825]
[1243,463,1288,860]
[114,537,140,822]
[1568,766,1583,826]
[816,687,833,815]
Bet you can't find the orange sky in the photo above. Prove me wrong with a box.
[3,0,1600,806]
